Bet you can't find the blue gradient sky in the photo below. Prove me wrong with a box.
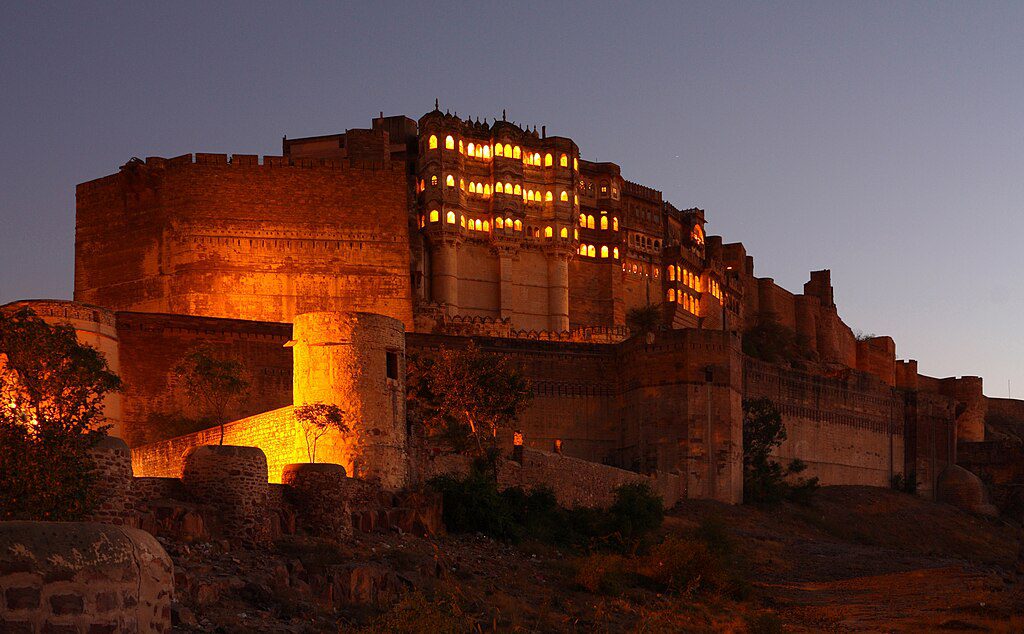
[1,2,1021,395]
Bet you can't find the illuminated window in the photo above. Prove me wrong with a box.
[613,217,618,231]
[483,220,489,231]
[431,175,438,186]
[560,191,568,202]
[668,266,675,281]
[513,184,521,195]
[534,152,541,165]
[476,145,483,158]
[513,146,521,159]
[504,143,512,157]
[545,153,552,166]
[459,178,465,190]
[496,182,504,194]
[460,215,466,228]
[613,247,619,258]
[586,215,595,229]
[587,245,596,257]
[459,140,464,153]
[560,227,568,238]
[428,135,437,149]
[574,194,579,206]
[467,142,475,156]
[544,226,552,238]
[469,182,476,193]
[484,184,491,196]
[526,190,533,201]
[692,224,704,245]
[560,153,568,167]
[514,219,522,231]
[445,135,455,150]
[446,210,455,224]
[429,209,439,222]
[419,179,424,191]
[505,216,512,227]
[446,174,454,187]
[495,143,504,157]
[677,292,682,305]
[600,216,608,230]
[668,289,676,302]
[505,181,512,193]
[545,191,553,202]
[483,144,491,159]
[496,217,504,229]
[579,244,586,255]
[574,157,579,171]
[574,229,579,240]
[601,245,609,258]
[475,219,482,231]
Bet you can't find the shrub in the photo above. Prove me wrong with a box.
[743,398,820,506]
[646,537,727,595]
[359,591,472,634]
[574,553,631,595]
[430,470,516,539]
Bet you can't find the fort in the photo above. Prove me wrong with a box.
[4,104,1015,511]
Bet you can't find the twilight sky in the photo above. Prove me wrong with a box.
[1,2,1022,396]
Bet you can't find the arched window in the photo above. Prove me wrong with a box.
[612,217,619,231]
[513,146,521,159]
[476,145,483,158]
[460,215,466,228]
[560,154,568,167]
[429,209,439,222]
[587,245,596,257]
[419,179,425,192]
[467,142,475,156]
[668,266,675,281]
[475,219,482,231]
[496,217,504,229]
[483,145,491,159]
[579,244,586,255]
[469,182,476,193]
[505,182,512,193]
[514,219,522,231]
[445,135,455,150]
[534,153,541,165]
[586,215,595,229]
[574,194,579,206]
[579,213,586,226]
[428,135,438,149]
[513,184,521,195]
[483,220,490,232]
[446,210,456,224]
[504,143,513,157]
[559,227,568,238]
[445,174,454,187]
[545,153,553,166]
[484,184,491,196]
[668,289,676,302]
[534,227,541,238]
[494,142,503,156]
[545,191,553,202]
[459,178,465,190]
[560,191,568,202]
[506,216,513,228]
[431,175,438,186]
[573,157,578,171]
[459,140,464,153]
[544,226,553,238]
[600,216,608,230]
[574,229,579,240]
[496,182,504,194]
[613,247,619,258]
[601,245,609,258]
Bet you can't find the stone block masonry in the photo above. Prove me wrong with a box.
[0,522,173,633]
[182,445,270,545]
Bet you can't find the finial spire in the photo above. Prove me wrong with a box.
[502,109,507,121]
[435,97,439,110]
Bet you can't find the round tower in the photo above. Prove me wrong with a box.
[292,311,408,490]
[0,299,123,438]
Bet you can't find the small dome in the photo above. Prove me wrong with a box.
[936,464,998,516]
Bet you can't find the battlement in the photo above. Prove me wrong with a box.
[622,179,662,202]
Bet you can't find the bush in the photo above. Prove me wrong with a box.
[573,553,631,595]
[743,398,820,506]
[608,482,664,546]
[431,470,517,539]
[646,537,727,595]
[359,591,472,634]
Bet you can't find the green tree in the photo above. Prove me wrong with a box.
[742,397,819,505]
[742,316,816,365]
[0,308,121,520]
[294,402,349,463]
[173,347,249,445]
[407,342,532,458]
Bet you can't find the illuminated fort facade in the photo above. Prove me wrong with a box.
[6,105,1007,506]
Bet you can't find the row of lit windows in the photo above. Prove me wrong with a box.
[426,175,578,205]
[666,289,699,314]
[579,214,618,231]
[427,135,579,170]
[425,210,581,241]
[709,280,722,300]
[667,266,702,292]
[578,244,619,259]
